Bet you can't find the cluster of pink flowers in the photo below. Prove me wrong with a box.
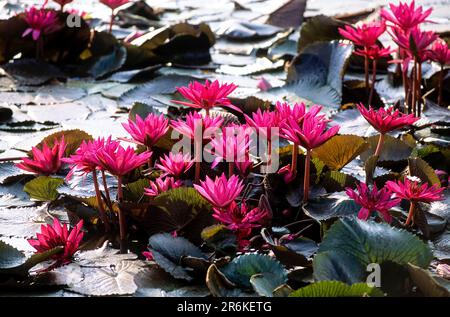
[339,1,450,111]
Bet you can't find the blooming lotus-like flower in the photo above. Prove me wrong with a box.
[63,136,119,178]
[210,126,253,168]
[275,102,319,124]
[99,0,130,10]
[213,201,270,250]
[172,80,241,113]
[96,144,152,176]
[390,27,437,62]
[28,218,84,265]
[357,104,419,134]
[346,182,400,222]
[244,108,279,139]
[339,21,386,48]
[281,112,339,150]
[428,39,450,66]
[16,137,66,175]
[235,159,253,178]
[144,176,183,197]
[122,114,169,148]
[22,7,60,41]
[381,0,432,30]
[52,0,74,10]
[277,164,296,183]
[194,173,244,209]
[155,152,194,178]
[355,45,395,60]
[171,111,223,141]
[386,178,444,203]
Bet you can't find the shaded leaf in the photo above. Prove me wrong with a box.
[408,157,441,186]
[303,192,359,221]
[407,263,450,297]
[360,134,413,162]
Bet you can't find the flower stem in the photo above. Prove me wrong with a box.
[368,59,377,106]
[364,52,370,96]
[101,169,113,212]
[194,139,202,184]
[417,61,422,117]
[412,59,417,117]
[405,202,416,226]
[117,176,127,253]
[303,150,311,203]
[147,147,153,170]
[267,139,272,172]
[291,143,298,178]
[92,170,110,232]
[374,133,385,157]
[108,9,114,34]
[438,65,444,106]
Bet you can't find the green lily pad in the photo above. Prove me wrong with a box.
[289,280,384,297]
[23,176,64,202]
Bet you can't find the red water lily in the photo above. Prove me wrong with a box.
[355,46,395,60]
[122,113,169,148]
[357,104,419,134]
[357,104,419,156]
[339,21,386,48]
[275,102,317,124]
[96,144,151,177]
[281,111,339,202]
[170,111,223,141]
[16,137,66,175]
[28,218,84,266]
[155,152,194,178]
[22,6,60,41]
[144,176,183,197]
[173,80,240,115]
[386,177,444,226]
[381,0,432,31]
[428,39,450,105]
[390,26,437,62]
[346,182,401,223]
[213,201,270,250]
[194,173,244,209]
[244,108,279,138]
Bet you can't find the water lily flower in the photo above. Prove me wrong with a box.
[16,137,66,176]
[275,102,320,125]
[194,173,244,209]
[22,6,60,41]
[390,26,437,62]
[155,152,194,178]
[96,144,151,177]
[244,108,279,139]
[99,0,131,33]
[172,80,241,115]
[381,0,432,31]
[52,0,74,11]
[428,39,450,105]
[281,111,339,202]
[355,45,395,60]
[277,164,296,184]
[386,177,444,225]
[346,182,401,223]
[256,77,272,91]
[357,104,419,156]
[339,21,386,48]
[122,113,169,148]
[171,111,223,141]
[213,201,270,250]
[210,125,253,176]
[28,218,84,266]
[144,176,183,197]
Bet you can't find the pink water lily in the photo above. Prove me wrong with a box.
[17,137,66,176]
[346,182,401,223]
[275,102,320,125]
[22,6,60,41]
[96,144,151,177]
[339,21,386,48]
[194,173,244,209]
[244,108,279,139]
[172,80,241,115]
[144,176,183,197]
[357,104,419,134]
[381,0,433,31]
[171,111,223,141]
[52,0,74,10]
[122,113,169,148]
[28,218,84,266]
[386,177,444,226]
[213,201,270,250]
[155,152,194,178]
[428,39,450,106]
[390,26,437,62]
[355,45,395,60]
[99,0,131,33]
